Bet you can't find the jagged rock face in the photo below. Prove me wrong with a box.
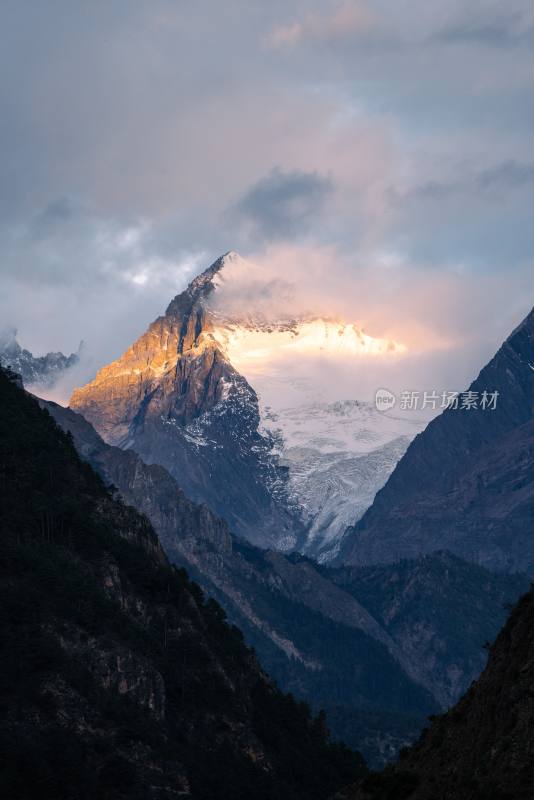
[43,399,528,768]
[344,584,534,800]
[70,261,228,442]
[1,368,365,800]
[0,326,80,387]
[340,306,534,572]
[70,253,303,550]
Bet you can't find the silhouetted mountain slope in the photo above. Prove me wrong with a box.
[341,582,534,800]
[340,307,534,572]
[0,367,365,800]
[42,399,527,767]
[42,398,436,767]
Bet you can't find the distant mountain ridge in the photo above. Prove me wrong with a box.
[340,306,534,573]
[0,326,81,387]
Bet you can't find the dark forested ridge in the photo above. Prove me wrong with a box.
[0,366,365,800]
[339,582,534,800]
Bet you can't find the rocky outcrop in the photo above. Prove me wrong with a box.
[70,253,303,551]
[340,306,534,572]
[1,366,365,799]
[0,326,81,387]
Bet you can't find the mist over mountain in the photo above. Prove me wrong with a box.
[69,253,304,553]
[6,256,534,790]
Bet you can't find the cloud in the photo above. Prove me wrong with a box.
[385,157,534,267]
[231,168,333,241]
[0,199,208,391]
[435,6,534,47]
[398,159,534,201]
[207,244,534,404]
[478,160,534,189]
[267,1,373,49]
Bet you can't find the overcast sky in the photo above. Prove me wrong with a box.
[1,0,533,396]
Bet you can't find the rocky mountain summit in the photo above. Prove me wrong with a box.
[0,326,81,387]
[70,253,303,551]
[340,306,534,573]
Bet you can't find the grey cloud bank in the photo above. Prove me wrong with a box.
[232,168,333,240]
[0,0,532,394]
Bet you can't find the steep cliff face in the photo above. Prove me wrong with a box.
[340,307,534,572]
[342,583,534,800]
[70,259,227,442]
[43,400,527,768]
[1,367,365,800]
[70,253,302,550]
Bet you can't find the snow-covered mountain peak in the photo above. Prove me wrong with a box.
[167,253,408,367]
[165,253,407,363]
[71,252,422,562]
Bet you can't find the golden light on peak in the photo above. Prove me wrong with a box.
[211,318,406,370]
